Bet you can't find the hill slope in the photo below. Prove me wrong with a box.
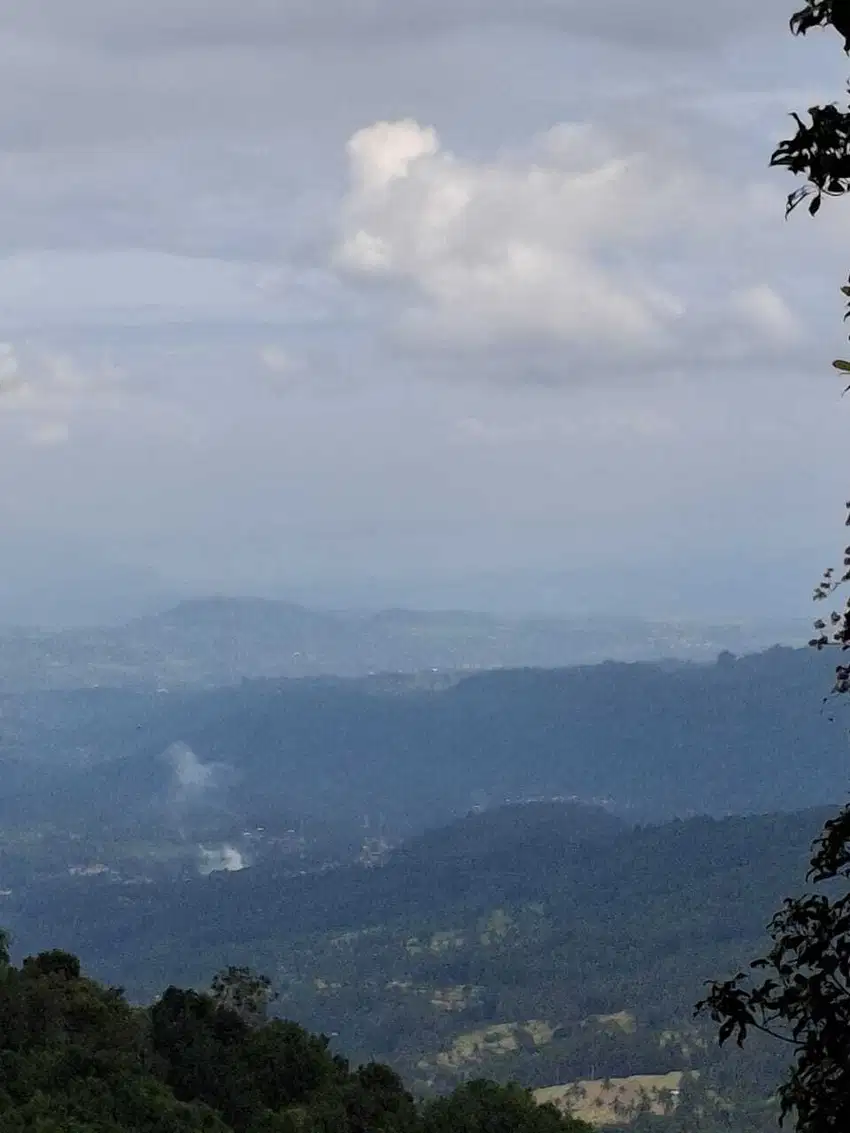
[3,801,831,1104]
[0,645,842,838]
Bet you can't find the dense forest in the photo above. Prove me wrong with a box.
[0,926,790,1133]
[0,933,600,1133]
[0,646,842,841]
[0,800,827,1124]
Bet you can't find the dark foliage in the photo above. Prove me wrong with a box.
[420,1080,579,1133]
[0,942,594,1133]
[771,2,850,215]
[697,818,850,1132]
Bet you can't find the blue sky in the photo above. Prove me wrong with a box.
[0,0,848,624]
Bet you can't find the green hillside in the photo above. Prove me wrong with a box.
[4,801,828,1130]
[0,646,843,842]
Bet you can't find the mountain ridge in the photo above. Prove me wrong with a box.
[0,595,808,691]
[0,644,843,844]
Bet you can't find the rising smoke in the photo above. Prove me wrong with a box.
[165,741,218,803]
[159,742,247,875]
[159,740,236,838]
[197,844,248,876]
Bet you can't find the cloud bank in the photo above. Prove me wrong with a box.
[7,0,781,53]
[0,0,843,623]
[336,118,801,377]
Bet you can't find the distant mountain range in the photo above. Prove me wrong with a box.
[0,596,808,691]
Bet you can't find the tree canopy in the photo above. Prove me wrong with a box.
[0,942,594,1133]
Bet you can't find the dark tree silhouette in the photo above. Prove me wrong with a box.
[698,816,850,1131]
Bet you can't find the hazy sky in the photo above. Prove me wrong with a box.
[1,0,848,623]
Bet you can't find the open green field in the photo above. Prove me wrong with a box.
[535,1071,686,1127]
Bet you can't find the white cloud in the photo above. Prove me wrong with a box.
[0,0,838,623]
[0,342,127,441]
[731,284,802,345]
[346,119,440,192]
[335,118,796,373]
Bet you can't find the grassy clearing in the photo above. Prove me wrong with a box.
[435,1020,555,1068]
[429,985,483,1012]
[588,1011,636,1034]
[535,1071,687,1127]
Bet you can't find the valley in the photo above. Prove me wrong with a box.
[0,611,844,1132]
[0,796,826,1130]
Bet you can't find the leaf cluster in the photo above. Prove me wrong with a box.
[771,3,850,214]
[696,820,850,1131]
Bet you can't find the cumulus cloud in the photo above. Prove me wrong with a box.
[0,0,836,623]
[335,118,798,376]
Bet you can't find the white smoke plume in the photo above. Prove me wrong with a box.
[198,844,247,876]
[167,741,217,802]
[160,741,235,834]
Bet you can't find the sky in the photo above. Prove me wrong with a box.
[1,0,849,624]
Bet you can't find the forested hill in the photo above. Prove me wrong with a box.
[2,644,843,835]
[2,801,831,1123]
[7,803,833,1022]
